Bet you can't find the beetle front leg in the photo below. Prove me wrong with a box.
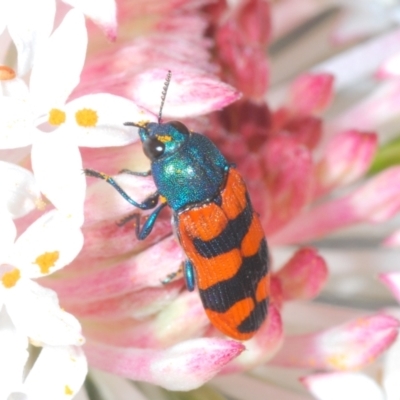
[84,168,158,210]
[119,168,152,177]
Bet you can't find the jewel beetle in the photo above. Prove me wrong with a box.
[85,71,270,340]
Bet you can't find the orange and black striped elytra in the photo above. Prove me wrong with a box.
[84,71,269,340]
[176,168,269,340]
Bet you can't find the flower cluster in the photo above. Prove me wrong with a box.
[1,0,400,399]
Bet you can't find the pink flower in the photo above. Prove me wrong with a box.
[2,0,400,398]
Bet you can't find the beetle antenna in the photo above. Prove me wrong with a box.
[158,70,171,123]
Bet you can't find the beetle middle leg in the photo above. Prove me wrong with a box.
[120,201,168,240]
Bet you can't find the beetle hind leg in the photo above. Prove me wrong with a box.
[160,260,195,292]
[161,265,183,285]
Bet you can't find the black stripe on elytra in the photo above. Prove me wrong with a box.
[193,193,253,259]
[237,299,269,334]
[199,239,268,313]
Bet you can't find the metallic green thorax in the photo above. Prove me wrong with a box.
[138,122,229,212]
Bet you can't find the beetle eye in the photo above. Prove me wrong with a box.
[143,137,165,160]
[168,120,190,135]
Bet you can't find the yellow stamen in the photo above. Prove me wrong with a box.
[65,385,74,396]
[33,251,60,274]
[35,197,48,211]
[75,108,98,127]
[48,109,66,125]
[157,135,172,143]
[0,66,16,80]
[2,268,21,288]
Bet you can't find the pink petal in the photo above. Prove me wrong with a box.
[272,314,399,370]
[81,141,150,178]
[380,272,400,303]
[130,68,241,118]
[377,52,400,78]
[272,167,400,244]
[216,20,269,100]
[315,130,377,194]
[275,248,328,301]
[41,236,183,301]
[383,229,400,247]
[222,305,283,373]
[331,7,391,45]
[84,338,245,390]
[271,0,320,40]
[84,169,156,224]
[260,135,314,234]
[301,372,385,400]
[213,373,313,400]
[238,0,271,45]
[282,115,322,150]
[64,281,183,321]
[348,167,400,222]
[289,74,334,115]
[312,29,400,92]
[82,291,209,348]
[75,214,173,267]
[332,80,400,133]
[62,0,117,41]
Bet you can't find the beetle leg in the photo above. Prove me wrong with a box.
[132,201,168,240]
[183,259,196,291]
[84,168,158,210]
[119,168,152,176]
[161,265,183,285]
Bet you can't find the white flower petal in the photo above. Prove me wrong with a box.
[31,134,86,226]
[0,0,8,36]
[7,0,55,76]
[0,212,16,263]
[0,161,41,218]
[89,369,149,400]
[0,307,29,399]
[23,346,87,399]
[0,96,36,149]
[12,209,84,278]
[6,280,84,346]
[29,9,87,113]
[62,0,117,40]
[383,336,400,400]
[64,93,156,147]
[0,77,30,98]
[302,372,385,400]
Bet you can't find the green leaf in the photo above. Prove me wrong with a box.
[369,137,400,175]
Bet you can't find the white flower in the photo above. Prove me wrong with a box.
[0,9,155,226]
[0,0,117,76]
[0,209,85,346]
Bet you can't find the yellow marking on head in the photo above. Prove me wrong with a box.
[157,135,172,143]
[159,195,168,204]
[33,251,60,274]
[136,120,150,128]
